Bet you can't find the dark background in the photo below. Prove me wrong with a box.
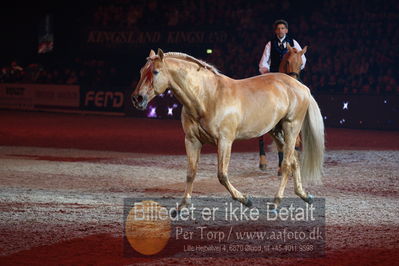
[0,0,398,129]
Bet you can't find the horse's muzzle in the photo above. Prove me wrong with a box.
[131,94,148,110]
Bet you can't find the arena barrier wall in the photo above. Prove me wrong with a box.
[1,83,397,130]
[80,86,126,114]
[0,83,80,111]
[124,89,182,119]
[124,90,398,130]
[314,94,398,130]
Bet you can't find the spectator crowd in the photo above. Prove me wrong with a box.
[1,0,398,95]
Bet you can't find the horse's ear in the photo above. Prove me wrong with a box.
[157,48,164,61]
[287,43,293,52]
[149,49,156,57]
[300,46,308,55]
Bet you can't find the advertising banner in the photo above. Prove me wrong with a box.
[84,28,228,51]
[80,87,126,113]
[0,84,80,110]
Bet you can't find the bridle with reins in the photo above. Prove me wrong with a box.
[282,49,304,83]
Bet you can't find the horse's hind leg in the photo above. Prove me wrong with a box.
[268,131,286,209]
[292,153,314,204]
[218,138,252,207]
[178,137,202,210]
[278,121,313,206]
[270,125,285,176]
[272,121,301,209]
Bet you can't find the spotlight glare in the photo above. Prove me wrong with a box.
[147,106,157,118]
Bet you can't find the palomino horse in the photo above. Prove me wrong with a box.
[132,49,324,210]
[259,43,308,174]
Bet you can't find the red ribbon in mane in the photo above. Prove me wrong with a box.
[143,61,154,85]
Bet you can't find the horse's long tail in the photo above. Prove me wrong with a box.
[300,95,325,185]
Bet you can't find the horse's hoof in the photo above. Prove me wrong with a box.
[273,197,282,206]
[267,201,279,211]
[171,209,179,218]
[277,168,282,176]
[182,198,191,205]
[268,208,279,215]
[304,193,314,204]
[259,164,267,171]
[242,196,253,207]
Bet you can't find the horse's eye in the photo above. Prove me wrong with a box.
[153,70,159,75]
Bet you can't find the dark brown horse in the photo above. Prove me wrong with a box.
[259,43,308,174]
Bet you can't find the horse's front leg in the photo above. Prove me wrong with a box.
[217,138,252,207]
[178,137,202,210]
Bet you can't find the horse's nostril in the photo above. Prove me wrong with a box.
[132,95,144,104]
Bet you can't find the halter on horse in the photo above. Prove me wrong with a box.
[280,43,307,82]
[132,49,324,211]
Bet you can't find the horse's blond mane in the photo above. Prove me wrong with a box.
[164,52,220,75]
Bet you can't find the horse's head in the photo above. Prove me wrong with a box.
[280,43,308,76]
[131,49,170,110]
